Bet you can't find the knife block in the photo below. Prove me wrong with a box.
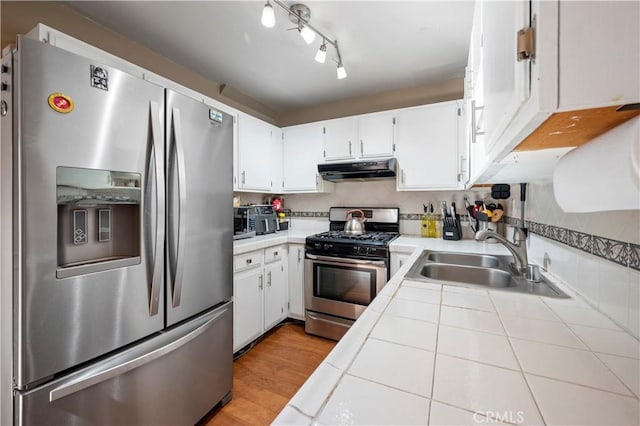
[442,215,462,241]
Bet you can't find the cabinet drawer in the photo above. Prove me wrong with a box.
[264,245,286,264]
[234,251,264,272]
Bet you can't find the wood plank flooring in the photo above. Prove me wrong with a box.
[198,322,336,425]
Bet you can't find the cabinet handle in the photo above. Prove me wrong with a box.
[400,169,406,184]
[246,258,252,264]
[267,271,272,287]
[471,100,477,144]
[259,275,263,290]
[274,251,278,256]
[458,155,467,184]
[348,140,352,156]
[241,170,246,184]
[297,248,301,263]
[315,174,319,188]
[360,140,364,156]
[471,100,485,144]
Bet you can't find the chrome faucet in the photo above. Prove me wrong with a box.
[475,228,529,274]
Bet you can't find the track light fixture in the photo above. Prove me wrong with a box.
[260,1,346,79]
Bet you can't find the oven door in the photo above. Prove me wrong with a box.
[305,254,388,321]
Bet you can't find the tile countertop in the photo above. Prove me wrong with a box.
[273,237,640,426]
[233,229,316,255]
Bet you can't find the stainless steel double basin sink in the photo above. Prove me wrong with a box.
[405,250,569,298]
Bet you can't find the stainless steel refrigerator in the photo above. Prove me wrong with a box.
[0,36,233,425]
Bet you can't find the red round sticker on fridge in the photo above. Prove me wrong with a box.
[48,93,74,113]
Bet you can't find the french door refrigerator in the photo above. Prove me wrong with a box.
[0,36,233,425]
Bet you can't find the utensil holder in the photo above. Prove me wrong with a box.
[442,215,462,241]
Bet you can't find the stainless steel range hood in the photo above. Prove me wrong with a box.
[318,158,397,182]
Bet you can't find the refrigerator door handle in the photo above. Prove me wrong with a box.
[48,307,227,403]
[148,100,165,316]
[170,107,187,307]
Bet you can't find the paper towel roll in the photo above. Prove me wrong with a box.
[553,116,640,212]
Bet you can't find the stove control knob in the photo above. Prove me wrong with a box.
[367,247,375,254]
[323,243,333,250]
[314,243,322,250]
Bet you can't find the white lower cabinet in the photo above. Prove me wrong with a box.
[390,252,411,278]
[233,245,288,352]
[287,244,305,320]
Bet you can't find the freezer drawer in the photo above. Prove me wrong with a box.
[15,302,233,426]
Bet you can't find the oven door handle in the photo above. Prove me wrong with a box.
[305,253,387,266]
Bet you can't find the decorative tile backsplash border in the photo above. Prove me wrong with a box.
[289,211,329,218]
[290,211,472,222]
[504,216,640,271]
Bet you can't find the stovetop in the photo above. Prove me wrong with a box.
[305,231,399,260]
[307,231,399,246]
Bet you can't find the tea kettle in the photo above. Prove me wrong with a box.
[344,209,366,235]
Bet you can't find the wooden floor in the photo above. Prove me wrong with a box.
[198,322,336,425]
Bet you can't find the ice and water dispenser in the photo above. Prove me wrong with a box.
[56,167,141,278]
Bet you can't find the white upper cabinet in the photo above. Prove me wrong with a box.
[322,112,397,162]
[480,0,530,154]
[396,101,464,191]
[282,123,334,193]
[237,113,281,192]
[358,111,396,158]
[468,0,640,184]
[323,117,357,161]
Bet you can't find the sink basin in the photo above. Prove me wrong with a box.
[426,252,501,268]
[406,250,569,298]
[420,264,514,288]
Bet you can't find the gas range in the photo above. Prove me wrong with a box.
[304,207,400,341]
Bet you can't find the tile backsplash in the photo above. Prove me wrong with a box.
[506,181,640,339]
[517,181,640,246]
[282,180,494,220]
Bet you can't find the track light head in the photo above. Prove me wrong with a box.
[315,42,327,63]
[299,25,316,44]
[337,63,347,80]
[261,1,276,28]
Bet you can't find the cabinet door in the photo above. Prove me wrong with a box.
[282,123,324,192]
[233,267,264,352]
[238,113,272,191]
[390,253,411,278]
[287,244,305,320]
[264,260,287,330]
[323,117,357,161]
[358,111,396,158]
[269,127,284,193]
[481,0,530,154]
[396,102,461,190]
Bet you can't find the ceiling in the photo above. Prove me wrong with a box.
[67,1,474,113]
